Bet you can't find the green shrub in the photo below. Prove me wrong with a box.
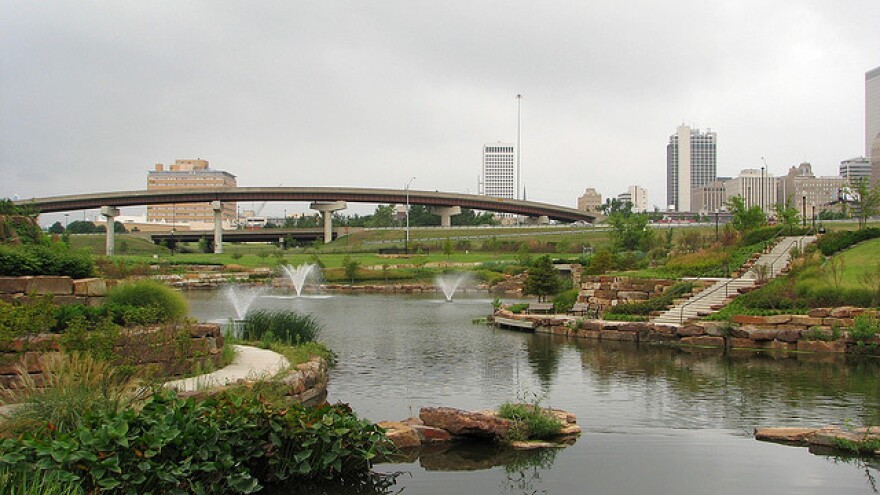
[601,313,648,322]
[849,315,879,343]
[817,228,880,256]
[0,243,94,278]
[0,296,57,340]
[552,289,579,313]
[508,303,529,314]
[0,353,144,439]
[241,309,323,344]
[0,390,390,494]
[107,280,188,322]
[497,403,562,441]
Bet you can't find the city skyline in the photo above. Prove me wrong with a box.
[2,2,879,221]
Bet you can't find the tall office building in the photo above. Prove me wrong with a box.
[146,159,237,225]
[666,125,717,212]
[869,66,880,183]
[867,66,880,158]
[481,143,516,200]
[839,156,872,183]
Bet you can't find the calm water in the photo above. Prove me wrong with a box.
[187,290,880,494]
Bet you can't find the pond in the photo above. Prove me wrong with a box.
[186,290,880,494]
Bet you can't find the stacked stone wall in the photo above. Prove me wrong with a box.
[493,306,880,355]
[0,276,111,306]
[0,323,225,388]
[578,276,675,308]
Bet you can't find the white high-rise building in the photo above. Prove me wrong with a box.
[481,143,516,200]
[666,125,717,212]
[867,66,880,158]
[617,185,648,212]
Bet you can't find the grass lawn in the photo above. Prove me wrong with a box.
[790,237,880,293]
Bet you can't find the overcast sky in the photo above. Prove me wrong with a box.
[2,1,879,221]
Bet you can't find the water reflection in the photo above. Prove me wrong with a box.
[561,337,880,429]
[185,291,880,494]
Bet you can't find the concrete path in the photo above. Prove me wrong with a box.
[165,345,289,393]
[652,235,817,326]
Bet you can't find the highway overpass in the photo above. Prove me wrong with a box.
[15,187,596,254]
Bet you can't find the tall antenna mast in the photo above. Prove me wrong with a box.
[516,94,522,201]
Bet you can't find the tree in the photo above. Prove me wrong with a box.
[846,179,880,229]
[606,211,654,251]
[198,236,212,253]
[725,196,766,232]
[342,255,360,284]
[772,201,800,233]
[365,205,396,228]
[47,221,64,234]
[65,220,98,234]
[443,238,454,258]
[523,255,561,302]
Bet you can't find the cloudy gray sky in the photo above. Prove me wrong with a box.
[2,1,879,220]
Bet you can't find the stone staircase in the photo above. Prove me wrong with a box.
[651,235,817,326]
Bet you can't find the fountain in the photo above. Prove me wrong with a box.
[435,272,473,302]
[224,285,266,320]
[281,263,321,296]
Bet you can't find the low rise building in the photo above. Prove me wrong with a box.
[146,159,237,226]
[778,162,846,212]
[725,169,777,214]
[577,188,602,213]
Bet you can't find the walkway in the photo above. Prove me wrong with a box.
[652,236,817,326]
[165,345,289,393]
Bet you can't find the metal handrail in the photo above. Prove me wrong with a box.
[674,226,791,325]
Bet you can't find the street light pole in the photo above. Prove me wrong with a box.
[516,94,522,202]
[802,196,807,228]
[405,177,415,255]
[715,209,719,241]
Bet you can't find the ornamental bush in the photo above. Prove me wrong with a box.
[0,390,391,494]
[107,280,188,322]
[241,309,323,345]
[0,243,94,278]
[816,228,880,256]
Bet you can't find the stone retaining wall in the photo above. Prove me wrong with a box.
[0,323,225,388]
[578,276,677,308]
[0,276,110,306]
[493,307,880,355]
[180,356,329,408]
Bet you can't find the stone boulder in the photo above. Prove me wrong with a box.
[420,407,512,439]
[377,421,422,449]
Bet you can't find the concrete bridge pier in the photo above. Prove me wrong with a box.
[429,206,461,227]
[525,215,551,225]
[100,206,120,255]
[310,201,347,243]
[212,201,223,254]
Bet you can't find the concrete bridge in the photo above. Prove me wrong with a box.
[16,187,596,255]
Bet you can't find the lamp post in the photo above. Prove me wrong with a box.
[714,209,719,241]
[802,196,806,228]
[405,177,416,255]
[760,166,765,213]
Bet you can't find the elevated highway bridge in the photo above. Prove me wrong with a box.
[15,187,596,255]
